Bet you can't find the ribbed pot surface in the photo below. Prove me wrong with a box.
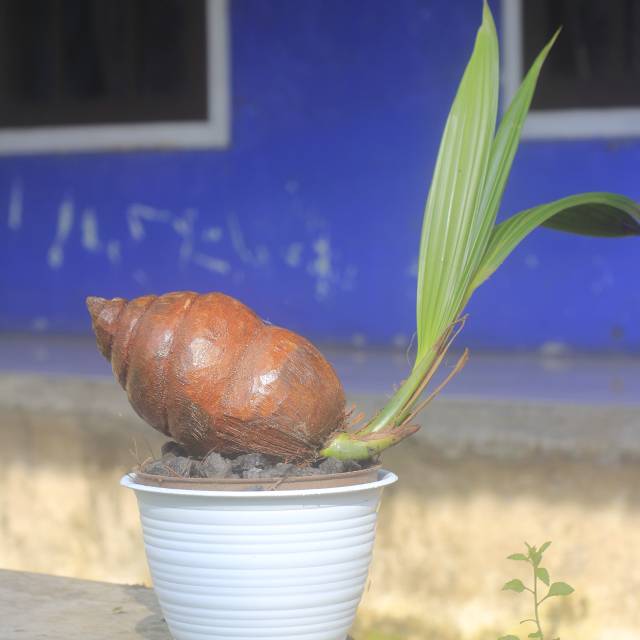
[122,470,397,640]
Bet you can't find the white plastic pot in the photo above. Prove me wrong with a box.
[122,469,397,640]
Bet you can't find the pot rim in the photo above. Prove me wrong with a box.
[121,468,397,498]
[130,464,381,492]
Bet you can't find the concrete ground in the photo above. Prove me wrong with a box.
[3,569,355,640]
[1,569,170,640]
[1,334,639,639]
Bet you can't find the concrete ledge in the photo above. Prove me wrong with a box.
[0,569,170,639]
[1,372,639,464]
[1,333,639,462]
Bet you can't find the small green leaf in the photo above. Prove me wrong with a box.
[539,541,552,554]
[536,567,550,586]
[547,581,575,597]
[507,553,529,561]
[528,633,542,639]
[498,636,520,640]
[503,579,526,593]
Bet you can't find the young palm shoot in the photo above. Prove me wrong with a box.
[320,2,640,461]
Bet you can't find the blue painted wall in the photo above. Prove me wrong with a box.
[1,0,639,352]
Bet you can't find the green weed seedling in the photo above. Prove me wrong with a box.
[498,542,574,640]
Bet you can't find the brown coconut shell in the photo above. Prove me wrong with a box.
[86,291,345,460]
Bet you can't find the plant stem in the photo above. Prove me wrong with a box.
[318,425,419,461]
[533,565,544,639]
[320,336,442,460]
[360,348,437,434]
[320,321,468,460]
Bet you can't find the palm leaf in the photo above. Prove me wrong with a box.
[541,193,640,236]
[470,193,640,291]
[415,0,499,363]
[477,29,560,252]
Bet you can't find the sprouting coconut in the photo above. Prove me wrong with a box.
[86,291,345,461]
[89,2,640,471]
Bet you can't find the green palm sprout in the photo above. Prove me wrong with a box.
[320,2,640,460]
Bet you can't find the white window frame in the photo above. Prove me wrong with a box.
[0,0,230,154]
[501,0,640,139]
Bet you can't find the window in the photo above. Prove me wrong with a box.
[0,0,229,154]
[501,0,640,139]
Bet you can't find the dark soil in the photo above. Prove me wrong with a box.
[140,441,376,479]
